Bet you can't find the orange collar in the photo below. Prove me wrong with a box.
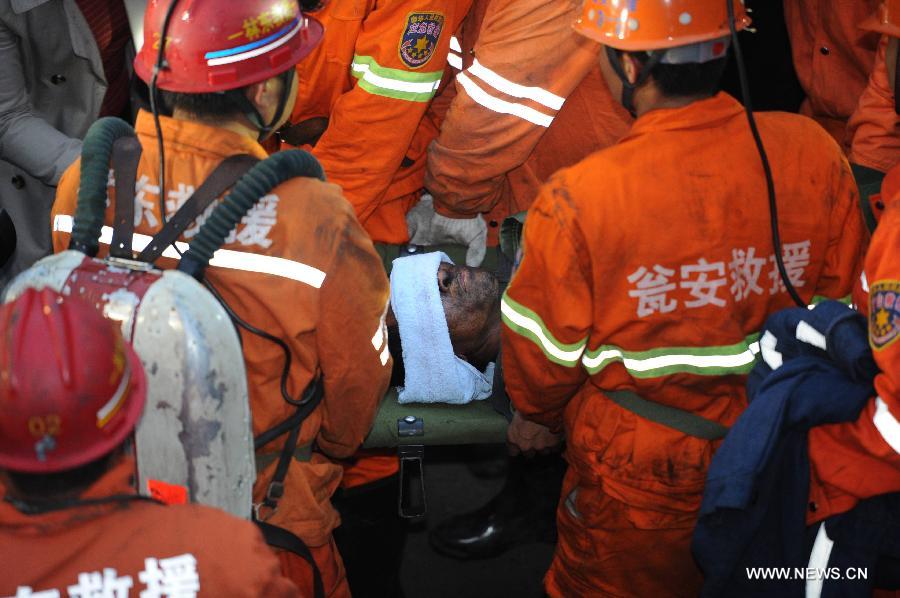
[134,110,270,161]
[625,92,746,140]
[0,456,141,531]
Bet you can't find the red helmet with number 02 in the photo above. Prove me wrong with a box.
[134,0,325,93]
[0,288,147,473]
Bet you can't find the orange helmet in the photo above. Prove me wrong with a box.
[575,0,751,52]
[0,289,147,473]
[860,0,900,37]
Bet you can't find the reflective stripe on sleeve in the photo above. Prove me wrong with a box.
[457,72,554,127]
[351,55,442,102]
[874,396,900,454]
[581,335,761,378]
[53,215,326,288]
[447,52,463,70]
[450,36,462,52]
[371,299,390,367]
[468,59,565,110]
[500,293,587,366]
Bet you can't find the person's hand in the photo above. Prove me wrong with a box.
[506,411,563,457]
[406,194,488,266]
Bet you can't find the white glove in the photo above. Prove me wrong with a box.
[406,194,488,267]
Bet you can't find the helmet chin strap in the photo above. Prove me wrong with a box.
[229,68,297,142]
[605,46,665,118]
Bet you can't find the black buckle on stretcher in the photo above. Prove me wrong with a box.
[398,444,426,519]
[397,415,426,519]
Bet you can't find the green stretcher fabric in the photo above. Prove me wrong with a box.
[362,387,509,448]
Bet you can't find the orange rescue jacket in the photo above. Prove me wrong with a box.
[424,0,632,245]
[807,165,900,523]
[784,0,881,148]
[50,111,393,547]
[281,0,472,243]
[0,457,297,597]
[848,35,900,173]
[501,93,868,520]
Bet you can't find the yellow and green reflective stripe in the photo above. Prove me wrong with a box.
[581,333,761,378]
[500,293,587,367]
[351,55,442,102]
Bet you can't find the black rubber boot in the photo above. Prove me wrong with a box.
[428,453,565,560]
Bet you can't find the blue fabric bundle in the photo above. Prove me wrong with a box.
[693,301,877,597]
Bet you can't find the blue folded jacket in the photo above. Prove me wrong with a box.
[693,301,877,597]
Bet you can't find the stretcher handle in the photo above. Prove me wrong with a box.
[178,150,325,281]
[69,117,137,256]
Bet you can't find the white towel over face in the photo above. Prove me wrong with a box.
[390,252,494,405]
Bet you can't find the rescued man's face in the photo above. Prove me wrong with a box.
[437,263,500,364]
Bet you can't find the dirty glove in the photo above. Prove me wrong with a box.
[406,194,488,266]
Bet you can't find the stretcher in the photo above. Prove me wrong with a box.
[362,242,511,450]
[364,242,514,517]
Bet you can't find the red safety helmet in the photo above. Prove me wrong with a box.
[134,0,324,93]
[0,289,147,474]
[861,0,900,37]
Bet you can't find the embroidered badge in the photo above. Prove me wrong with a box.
[870,280,900,350]
[399,12,445,69]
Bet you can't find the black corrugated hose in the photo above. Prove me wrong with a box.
[69,117,135,256]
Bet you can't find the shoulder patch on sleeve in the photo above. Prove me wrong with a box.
[870,280,900,350]
[399,12,445,69]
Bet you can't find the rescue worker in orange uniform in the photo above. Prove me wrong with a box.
[784,0,881,149]
[274,4,470,593]
[500,1,869,595]
[413,0,632,259]
[278,0,472,244]
[0,288,298,597]
[847,0,900,177]
[48,2,392,596]
[419,0,633,559]
[807,0,900,538]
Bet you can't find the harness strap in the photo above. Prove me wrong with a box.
[254,380,324,515]
[605,389,730,441]
[109,136,143,258]
[254,520,325,598]
[138,154,259,263]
